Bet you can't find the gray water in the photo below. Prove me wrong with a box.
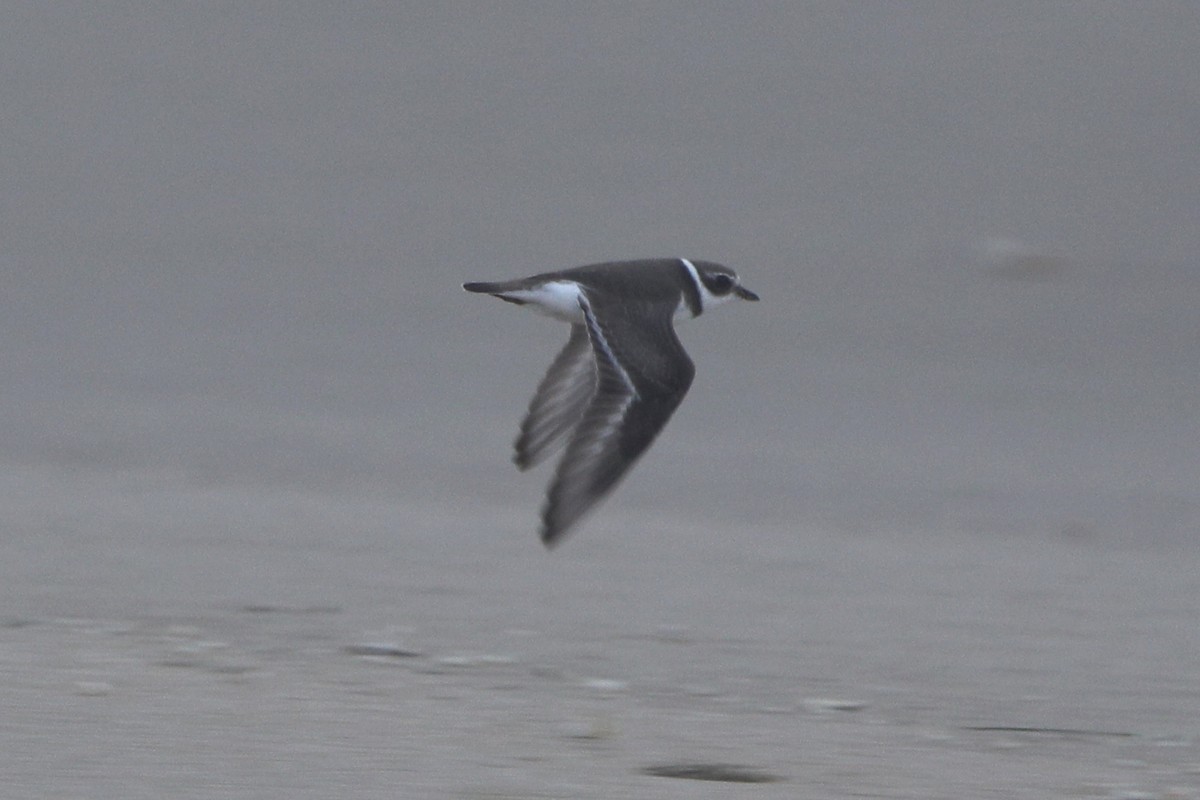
[3,4,1198,797]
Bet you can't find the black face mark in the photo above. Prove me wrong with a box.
[704,272,736,296]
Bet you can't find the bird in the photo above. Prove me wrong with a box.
[463,257,759,547]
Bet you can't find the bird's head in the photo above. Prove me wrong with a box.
[687,260,759,314]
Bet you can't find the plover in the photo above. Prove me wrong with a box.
[463,258,758,546]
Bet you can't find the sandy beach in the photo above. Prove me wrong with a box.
[4,481,1198,797]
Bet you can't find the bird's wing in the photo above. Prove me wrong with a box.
[513,324,595,470]
[540,292,695,546]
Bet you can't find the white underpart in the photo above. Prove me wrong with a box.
[502,280,586,323]
[673,295,692,322]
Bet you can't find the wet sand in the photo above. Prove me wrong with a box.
[3,473,1198,798]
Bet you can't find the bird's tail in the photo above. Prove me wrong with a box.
[463,281,514,294]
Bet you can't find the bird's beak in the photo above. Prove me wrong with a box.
[734,285,760,301]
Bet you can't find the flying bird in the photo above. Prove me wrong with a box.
[463,258,758,546]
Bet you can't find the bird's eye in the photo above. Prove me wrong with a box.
[709,274,734,294]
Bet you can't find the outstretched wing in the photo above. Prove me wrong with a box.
[540,292,695,546]
[513,324,595,470]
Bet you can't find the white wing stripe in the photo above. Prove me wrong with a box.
[578,294,638,400]
[577,293,639,460]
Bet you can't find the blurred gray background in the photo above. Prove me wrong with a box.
[4,3,1197,549]
[2,4,1198,797]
